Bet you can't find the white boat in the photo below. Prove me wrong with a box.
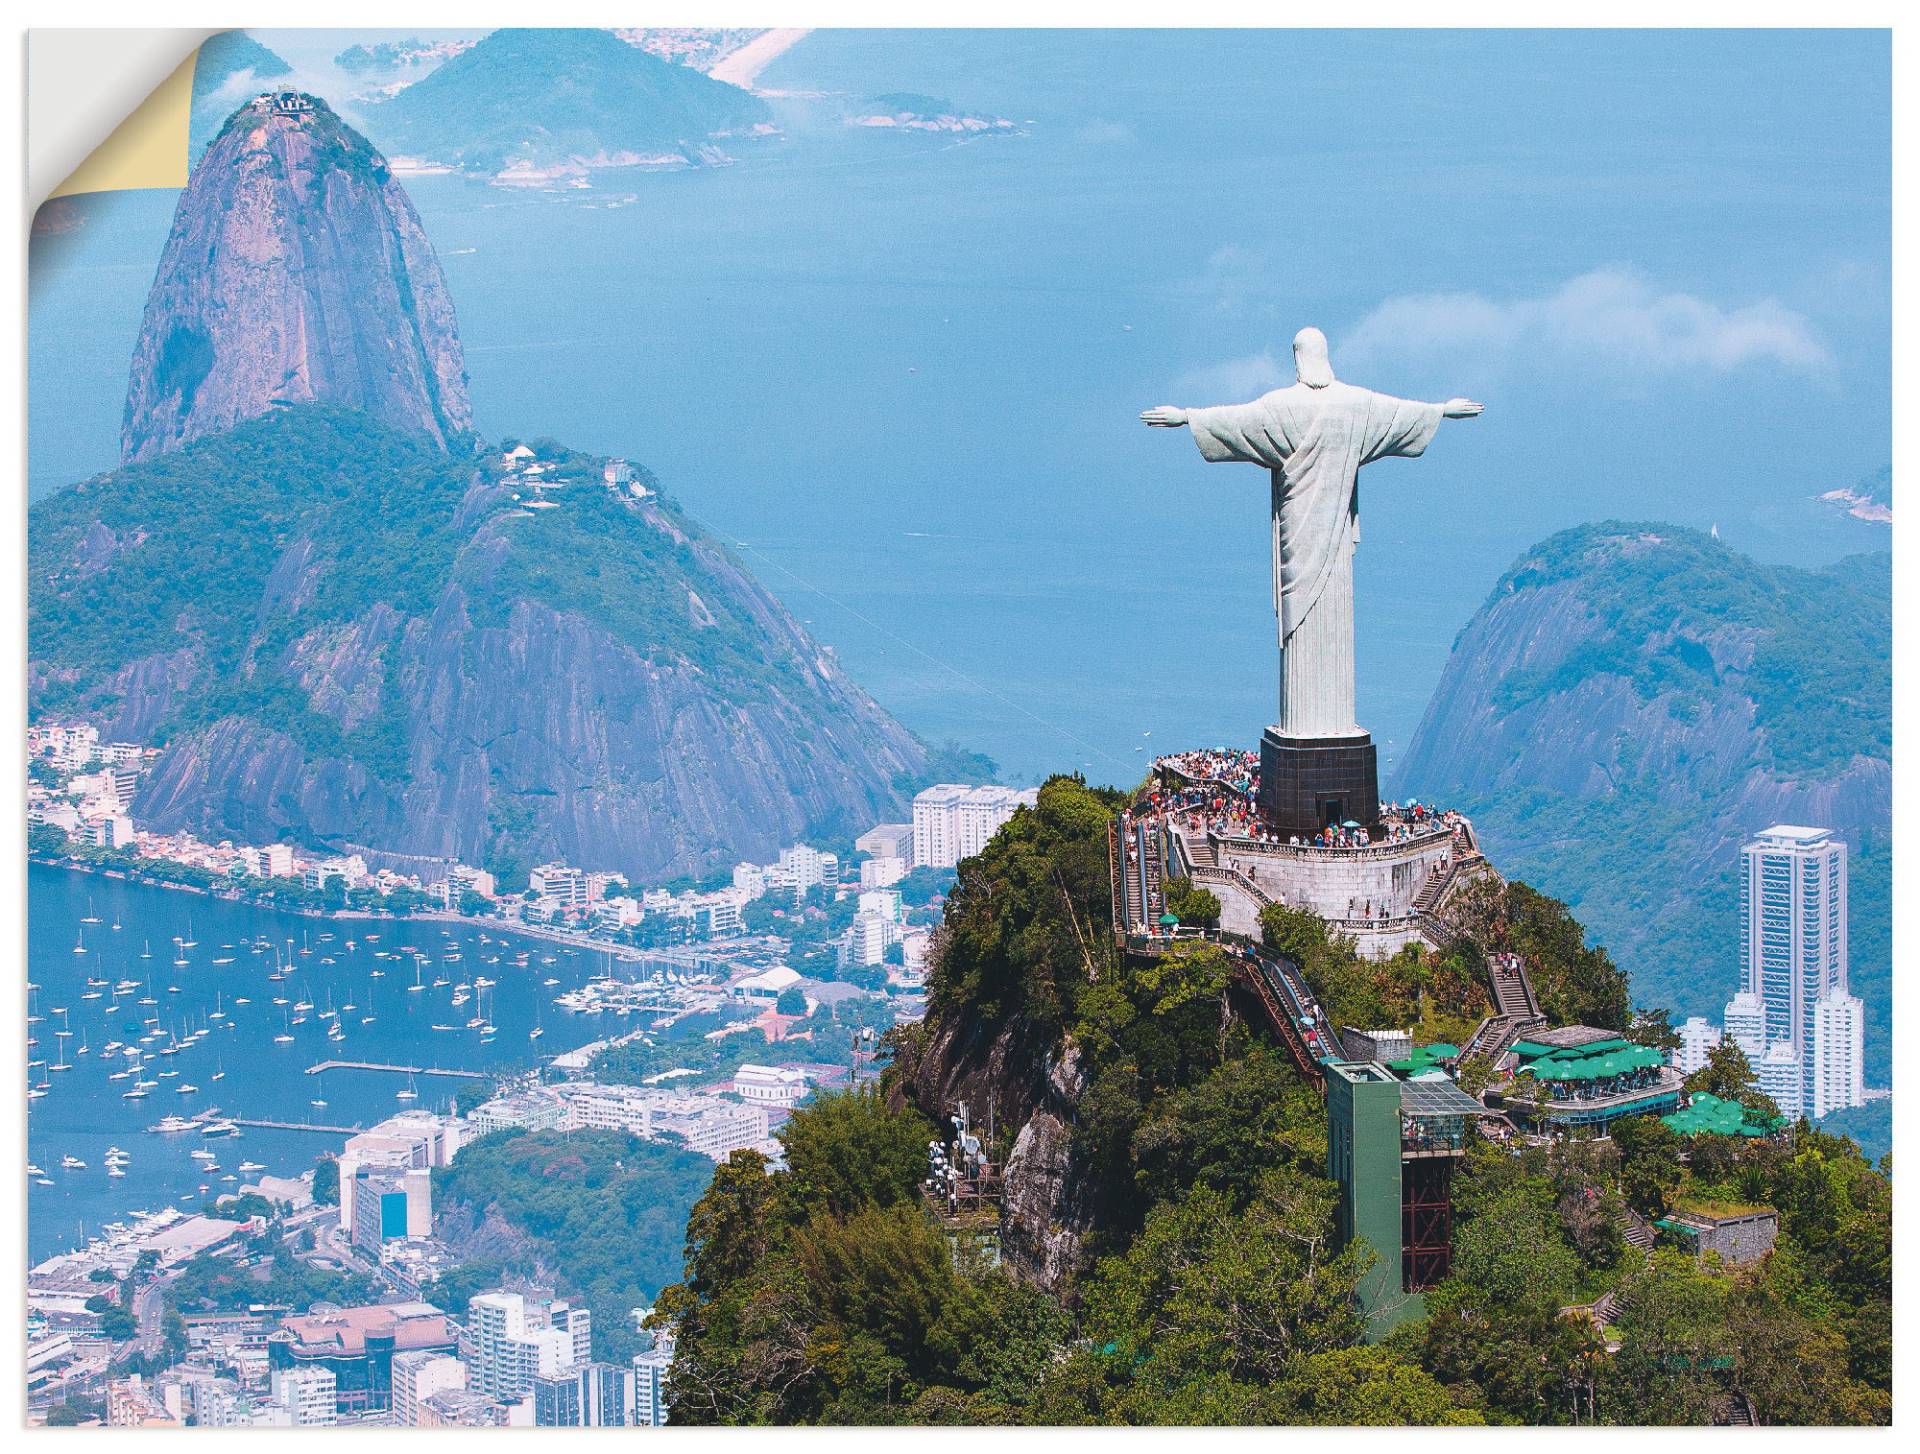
[60,1155,86,1169]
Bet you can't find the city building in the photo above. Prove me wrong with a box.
[731,1063,810,1108]
[632,1331,675,1427]
[912,784,1037,868]
[534,1361,634,1427]
[1810,989,1865,1120]
[468,1089,570,1137]
[391,1349,467,1428]
[349,1163,433,1252]
[465,1292,592,1403]
[1726,824,1862,1118]
[336,1112,462,1232]
[266,1302,456,1415]
[855,822,914,865]
[860,854,908,890]
[531,861,590,909]
[105,1374,182,1427]
[418,1389,510,1427]
[1723,990,1766,1063]
[269,1365,338,1426]
[1673,1015,1724,1076]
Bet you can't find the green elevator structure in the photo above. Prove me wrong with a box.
[1326,1061,1480,1339]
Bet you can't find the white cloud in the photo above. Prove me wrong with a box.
[1167,351,1290,402]
[1340,267,1830,377]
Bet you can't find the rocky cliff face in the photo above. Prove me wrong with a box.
[34,408,928,881]
[122,93,471,461]
[1395,522,1890,1069]
[894,1005,1097,1292]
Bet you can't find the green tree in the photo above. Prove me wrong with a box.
[775,985,808,1017]
[311,1153,340,1207]
[1269,1345,1484,1424]
[780,1086,933,1219]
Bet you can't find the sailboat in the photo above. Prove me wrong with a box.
[81,897,102,924]
[273,1011,295,1045]
[72,927,87,955]
[396,1071,418,1102]
[310,1070,328,1108]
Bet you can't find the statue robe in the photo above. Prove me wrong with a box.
[1184,381,1443,738]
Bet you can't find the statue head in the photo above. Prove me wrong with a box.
[1293,327,1334,389]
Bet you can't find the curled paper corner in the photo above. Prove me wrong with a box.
[30,29,217,216]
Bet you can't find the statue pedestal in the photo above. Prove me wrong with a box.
[1258,728,1380,838]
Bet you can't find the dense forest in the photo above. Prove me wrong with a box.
[657,777,1892,1424]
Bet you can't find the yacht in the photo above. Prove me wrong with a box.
[82,898,102,924]
[156,1115,196,1133]
[60,1154,86,1170]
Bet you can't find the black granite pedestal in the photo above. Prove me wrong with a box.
[1257,728,1381,839]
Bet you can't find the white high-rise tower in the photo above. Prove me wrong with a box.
[1725,825,1861,1118]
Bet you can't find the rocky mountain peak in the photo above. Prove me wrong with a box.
[121,92,472,461]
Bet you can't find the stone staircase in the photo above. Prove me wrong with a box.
[1618,1204,1657,1254]
[1183,834,1218,869]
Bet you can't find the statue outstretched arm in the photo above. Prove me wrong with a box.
[1140,406,1188,428]
[1441,398,1484,418]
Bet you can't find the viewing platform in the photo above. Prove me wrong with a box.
[1116,745,1494,959]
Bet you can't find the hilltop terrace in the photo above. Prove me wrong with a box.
[1147,748,1467,854]
[1115,744,1491,959]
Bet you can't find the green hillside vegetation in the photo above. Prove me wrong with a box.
[661,777,1890,1424]
[1488,525,1888,776]
[27,406,816,782]
[361,28,770,174]
[430,1127,715,1362]
[1403,524,1891,1101]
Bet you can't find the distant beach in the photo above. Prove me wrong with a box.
[709,27,812,90]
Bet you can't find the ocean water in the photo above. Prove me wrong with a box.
[25,864,641,1262]
[28,28,1890,786]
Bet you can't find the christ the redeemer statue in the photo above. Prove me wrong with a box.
[1143,327,1481,834]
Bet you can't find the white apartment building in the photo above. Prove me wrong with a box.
[912,784,1039,868]
[1725,825,1863,1117]
[465,1293,591,1402]
[558,1083,770,1160]
[1672,1015,1723,1077]
[269,1365,337,1426]
[842,911,900,968]
[773,844,839,895]
[530,862,590,908]
[860,854,908,890]
[392,1350,467,1427]
[1723,991,1767,1063]
[632,1333,675,1427]
[1809,989,1865,1120]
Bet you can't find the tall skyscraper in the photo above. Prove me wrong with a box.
[1724,825,1862,1119]
[912,784,1039,868]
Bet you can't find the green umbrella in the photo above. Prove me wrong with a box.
[1158,912,1179,926]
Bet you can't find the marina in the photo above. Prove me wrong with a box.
[24,863,700,1260]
